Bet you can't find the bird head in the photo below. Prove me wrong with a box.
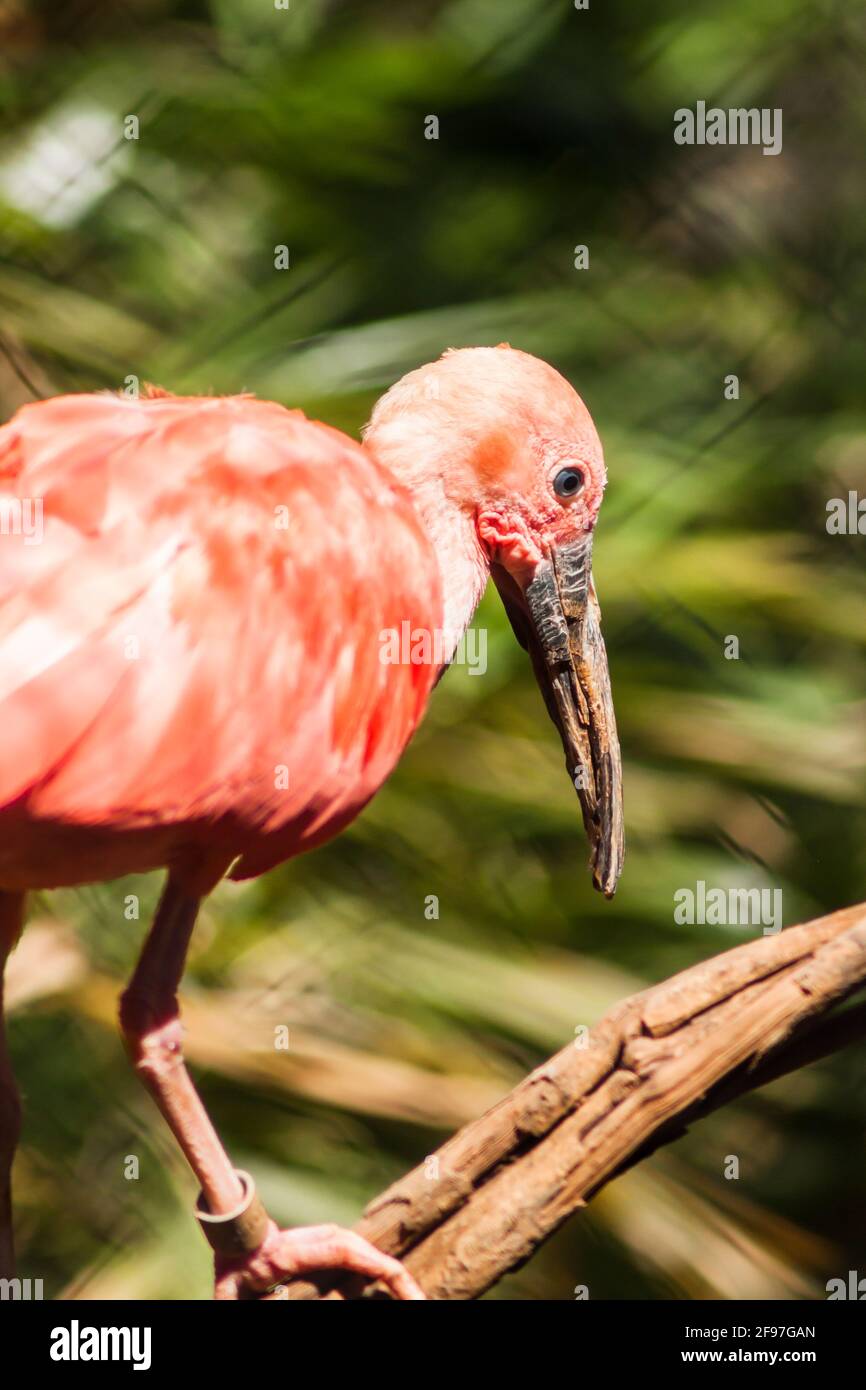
[365,345,624,897]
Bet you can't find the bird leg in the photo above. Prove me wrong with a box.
[120,876,424,1300]
[0,890,24,1280]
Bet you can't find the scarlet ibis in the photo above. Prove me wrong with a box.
[0,345,623,1299]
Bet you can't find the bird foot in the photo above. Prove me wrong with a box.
[213,1219,425,1301]
[196,1168,424,1300]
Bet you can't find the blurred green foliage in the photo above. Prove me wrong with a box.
[1,0,865,1299]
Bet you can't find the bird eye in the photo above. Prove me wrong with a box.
[552,466,585,500]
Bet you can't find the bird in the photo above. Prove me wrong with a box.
[0,344,623,1300]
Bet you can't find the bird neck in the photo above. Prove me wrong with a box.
[364,435,489,663]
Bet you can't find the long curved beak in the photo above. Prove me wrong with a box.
[492,534,624,897]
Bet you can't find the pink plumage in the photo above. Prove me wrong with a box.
[0,389,441,894]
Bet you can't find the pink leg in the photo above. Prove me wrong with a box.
[0,891,24,1280]
[120,876,424,1301]
[119,877,243,1214]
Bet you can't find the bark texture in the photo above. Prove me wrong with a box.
[278,903,866,1300]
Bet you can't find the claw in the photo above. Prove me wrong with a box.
[214,1220,425,1301]
[196,1168,424,1300]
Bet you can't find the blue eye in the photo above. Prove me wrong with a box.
[553,467,584,499]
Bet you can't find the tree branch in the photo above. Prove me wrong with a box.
[280,903,866,1300]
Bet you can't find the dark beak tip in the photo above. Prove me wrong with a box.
[592,863,618,899]
[589,821,624,898]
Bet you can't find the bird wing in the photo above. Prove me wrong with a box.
[0,391,442,882]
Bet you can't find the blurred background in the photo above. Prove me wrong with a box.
[1,0,865,1299]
